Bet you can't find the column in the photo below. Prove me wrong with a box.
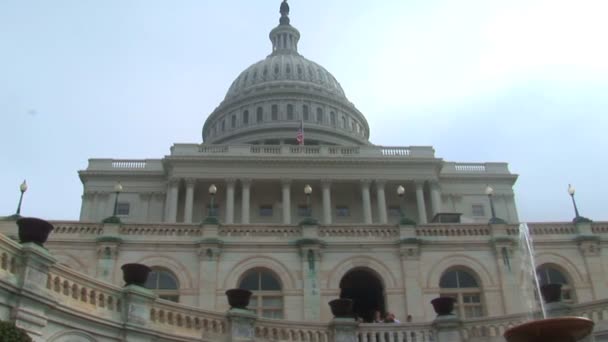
[98,192,109,221]
[399,243,425,322]
[198,244,222,309]
[184,179,196,224]
[241,179,251,224]
[321,180,332,225]
[430,181,443,217]
[415,181,428,224]
[375,181,387,224]
[167,179,180,223]
[226,179,236,224]
[301,247,322,320]
[80,192,93,221]
[139,192,152,222]
[281,179,291,224]
[361,180,372,224]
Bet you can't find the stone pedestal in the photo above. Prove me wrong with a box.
[121,285,157,342]
[226,308,257,342]
[432,315,463,342]
[330,317,358,342]
[12,242,57,341]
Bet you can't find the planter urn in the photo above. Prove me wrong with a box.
[16,217,54,246]
[225,289,252,309]
[121,263,151,287]
[504,317,594,342]
[328,298,354,318]
[431,297,456,316]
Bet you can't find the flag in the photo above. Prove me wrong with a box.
[296,120,304,145]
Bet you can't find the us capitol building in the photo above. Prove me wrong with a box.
[1,2,607,342]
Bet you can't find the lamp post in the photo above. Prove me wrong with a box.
[568,184,592,223]
[204,184,219,225]
[300,184,318,225]
[485,185,506,224]
[15,180,28,217]
[103,182,123,223]
[397,185,416,225]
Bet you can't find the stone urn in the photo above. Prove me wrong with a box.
[431,297,456,316]
[504,317,594,342]
[225,289,252,309]
[121,263,151,287]
[540,283,563,303]
[17,217,54,246]
[328,298,354,318]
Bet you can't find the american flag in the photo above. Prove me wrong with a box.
[296,120,304,145]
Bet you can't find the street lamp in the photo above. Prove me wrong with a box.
[5,180,28,220]
[203,184,219,225]
[300,184,318,226]
[568,184,592,223]
[485,185,506,224]
[103,182,123,224]
[397,185,416,225]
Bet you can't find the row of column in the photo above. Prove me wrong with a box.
[164,178,443,225]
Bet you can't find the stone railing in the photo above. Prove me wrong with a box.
[85,158,164,171]
[150,299,227,340]
[169,144,437,159]
[357,323,435,342]
[255,318,332,342]
[119,223,204,237]
[441,162,512,175]
[319,225,399,239]
[219,225,302,238]
[415,224,491,237]
[52,221,105,236]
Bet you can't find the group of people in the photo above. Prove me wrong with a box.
[372,310,402,323]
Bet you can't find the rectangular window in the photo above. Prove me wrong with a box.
[287,104,294,120]
[221,120,225,131]
[298,205,311,217]
[472,204,485,217]
[243,110,249,124]
[271,105,278,120]
[316,108,323,123]
[116,202,130,216]
[259,205,273,217]
[231,115,236,128]
[207,204,219,217]
[336,205,350,217]
[302,105,309,121]
[388,205,401,217]
[257,107,264,123]
[330,112,336,126]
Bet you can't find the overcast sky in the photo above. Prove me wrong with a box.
[1,0,606,222]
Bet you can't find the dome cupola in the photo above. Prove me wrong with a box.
[202,1,370,146]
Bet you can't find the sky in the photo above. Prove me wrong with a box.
[1,0,607,222]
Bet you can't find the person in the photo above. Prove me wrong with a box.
[384,312,401,323]
[373,310,384,323]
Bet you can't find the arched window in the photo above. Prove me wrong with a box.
[537,265,575,303]
[330,111,336,126]
[145,268,180,302]
[239,269,283,319]
[439,269,483,318]
[341,116,347,129]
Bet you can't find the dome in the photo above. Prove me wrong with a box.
[224,54,347,101]
[202,1,370,146]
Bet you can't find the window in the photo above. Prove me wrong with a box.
[351,122,356,131]
[221,120,225,131]
[145,268,179,302]
[257,107,264,123]
[336,206,350,217]
[287,104,294,120]
[243,110,249,124]
[298,205,311,217]
[302,105,309,121]
[239,269,283,319]
[472,204,485,217]
[231,115,236,128]
[207,204,219,217]
[316,108,323,123]
[259,205,273,217]
[116,202,130,216]
[271,105,278,120]
[537,265,575,303]
[341,116,347,129]
[440,269,483,318]
[330,112,336,126]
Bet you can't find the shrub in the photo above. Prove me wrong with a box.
[0,321,33,342]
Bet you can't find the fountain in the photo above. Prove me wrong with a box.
[502,224,594,342]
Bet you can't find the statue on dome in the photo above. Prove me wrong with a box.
[280,0,290,17]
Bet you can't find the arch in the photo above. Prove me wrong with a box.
[533,253,585,286]
[134,255,194,289]
[340,267,386,322]
[48,330,98,342]
[222,256,296,290]
[327,256,398,289]
[426,254,496,289]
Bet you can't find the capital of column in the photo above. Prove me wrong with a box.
[321,179,332,188]
[225,178,237,186]
[240,178,252,187]
[360,179,372,188]
[414,180,425,189]
[167,178,180,186]
[280,178,292,186]
[185,178,197,187]
[139,192,153,200]
[82,192,95,200]
[153,192,166,200]
[429,180,441,189]
[375,180,386,189]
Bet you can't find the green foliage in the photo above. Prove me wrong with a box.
[0,321,33,342]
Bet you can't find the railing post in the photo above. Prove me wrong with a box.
[121,284,157,341]
[330,317,358,342]
[432,315,463,342]
[226,308,257,342]
[12,242,57,341]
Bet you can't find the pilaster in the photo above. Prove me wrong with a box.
[415,181,428,224]
[360,179,372,224]
[184,178,196,224]
[226,308,257,342]
[321,179,332,225]
[281,178,292,225]
[399,238,425,321]
[296,239,324,321]
[575,232,606,299]
[375,180,387,224]
[121,285,157,342]
[197,239,223,310]
[95,236,122,284]
[226,178,236,224]
[241,179,251,224]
